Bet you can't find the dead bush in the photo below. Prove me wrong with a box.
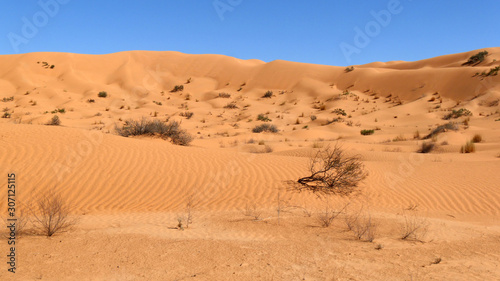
[296,144,367,195]
[115,118,193,146]
[46,115,61,126]
[317,200,349,228]
[241,201,262,221]
[29,193,77,237]
[177,195,196,230]
[351,213,377,242]
[400,209,429,241]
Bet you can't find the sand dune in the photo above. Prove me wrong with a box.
[0,49,499,280]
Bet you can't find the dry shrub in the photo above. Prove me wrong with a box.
[472,134,482,143]
[252,124,278,133]
[262,90,273,98]
[29,193,78,237]
[351,212,377,242]
[46,115,60,126]
[400,209,429,241]
[460,141,475,153]
[180,111,194,119]
[249,145,273,153]
[218,92,231,98]
[115,118,193,146]
[317,200,349,228]
[177,195,196,230]
[224,102,238,109]
[297,144,367,195]
[241,201,262,221]
[418,142,435,153]
[423,122,458,140]
[343,205,376,242]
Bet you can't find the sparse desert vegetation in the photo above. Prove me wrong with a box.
[460,140,476,153]
[443,108,472,120]
[296,144,367,195]
[262,90,273,98]
[360,129,374,135]
[1,47,500,281]
[463,50,488,66]
[115,118,193,145]
[28,192,78,237]
[171,85,184,92]
[46,115,61,126]
[252,123,278,133]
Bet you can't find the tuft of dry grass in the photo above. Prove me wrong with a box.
[224,102,238,109]
[241,202,262,221]
[317,201,349,228]
[352,213,377,242]
[460,141,475,153]
[177,195,196,230]
[400,209,429,241]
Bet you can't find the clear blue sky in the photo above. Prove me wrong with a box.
[1,0,499,66]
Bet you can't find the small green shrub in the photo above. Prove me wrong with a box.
[2,96,14,102]
[463,51,488,66]
[98,91,107,98]
[344,66,354,73]
[51,108,65,114]
[2,112,11,118]
[252,124,278,133]
[443,108,472,120]
[478,66,500,77]
[332,108,347,116]
[170,85,184,92]
[360,129,374,135]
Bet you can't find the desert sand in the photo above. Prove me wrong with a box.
[0,48,499,280]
